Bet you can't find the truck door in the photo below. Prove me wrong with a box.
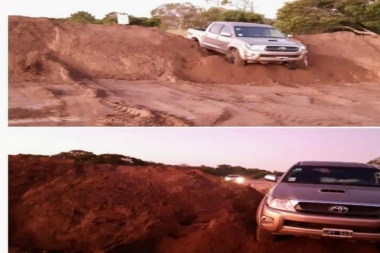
[202,23,224,51]
[217,25,233,54]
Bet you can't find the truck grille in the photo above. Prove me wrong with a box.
[265,46,299,52]
[295,202,380,218]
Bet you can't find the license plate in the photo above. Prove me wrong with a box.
[276,57,289,60]
[322,228,353,238]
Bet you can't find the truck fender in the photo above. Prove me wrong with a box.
[227,46,244,59]
[191,37,200,44]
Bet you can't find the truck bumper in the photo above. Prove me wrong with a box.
[257,198,380,242]
[244,50,308,63]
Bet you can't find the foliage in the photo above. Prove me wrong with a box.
[102,12,118,24]
[64,11,159,27]
[68,11,96,24]
[66,5,264,30]
[263,18,275,25]
[53,150,149,166]
[151,2,206,29]
[129,16,161,27]
[93,19,105,25]
[199,164,282,178]
[220,0,256,12]
[51,150,282,179]
[368,157,380,165]
[275,0,380,34]
[198,7,264,27]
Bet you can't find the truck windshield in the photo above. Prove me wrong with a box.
[234,26,285,38]
[282,166,380,187]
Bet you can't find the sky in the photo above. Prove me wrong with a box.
[4,0,292,19]
[5,127,380,172]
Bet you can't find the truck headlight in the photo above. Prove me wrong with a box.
[236,177,245,183]
[246,44,266,51]
[266,196,296,211]
[299,45,307,51]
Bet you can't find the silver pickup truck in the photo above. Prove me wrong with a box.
[187,21,308,68]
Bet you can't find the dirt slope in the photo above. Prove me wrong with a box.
[297,32,380,79]
[9,16,380,85]
[9,155,379,253]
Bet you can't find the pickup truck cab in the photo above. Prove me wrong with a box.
[187,21,308,68]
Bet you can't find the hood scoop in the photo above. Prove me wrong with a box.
[320,189,346,193]
[268,39,278,42]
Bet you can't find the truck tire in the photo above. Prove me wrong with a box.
[230,49,246,67]
[256,226,276,242]
[286,58,308,70]
[192,38,200,45]
[285,62,297,70]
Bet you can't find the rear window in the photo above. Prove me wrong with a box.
[282,166,380,187]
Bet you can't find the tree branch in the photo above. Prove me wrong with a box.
[340,26,379,36]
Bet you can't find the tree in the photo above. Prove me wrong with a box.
[68,11,96,24]
[200,7,223,25]
[151,2,206,29]
[201,7,264,24]
[337,0,380,33]
[222,0,256,12]
[221,9,263,22]
[205,0,226,8]
[275,0,380,35]
[274,0,343,34]
[368,157,380,165]
[102,12,118,25]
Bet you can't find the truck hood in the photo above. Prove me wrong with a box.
[238,37,303,46]
[272,183,380,205]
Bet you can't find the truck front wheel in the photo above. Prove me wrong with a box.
[229,49,246,67]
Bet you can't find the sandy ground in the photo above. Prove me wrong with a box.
[8,16,380,126]
[9,80,380,126]
[9,154,379,253]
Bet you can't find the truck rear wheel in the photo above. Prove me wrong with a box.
[230,49,246,67]
[256,226,276,242]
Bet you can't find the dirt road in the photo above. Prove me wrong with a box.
[8,16,380,126]
[9,80,380,126]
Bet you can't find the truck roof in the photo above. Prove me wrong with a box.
[297,161,377,169]
[211,21,273,28]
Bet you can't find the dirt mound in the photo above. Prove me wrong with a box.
[9,155,262,252]
[9,154,379,253]
[9,16,380,85]
[297,32,380,78]
[9,16,202,84]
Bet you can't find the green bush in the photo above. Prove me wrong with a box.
[129,16,161,27]
[68,11,96,24]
